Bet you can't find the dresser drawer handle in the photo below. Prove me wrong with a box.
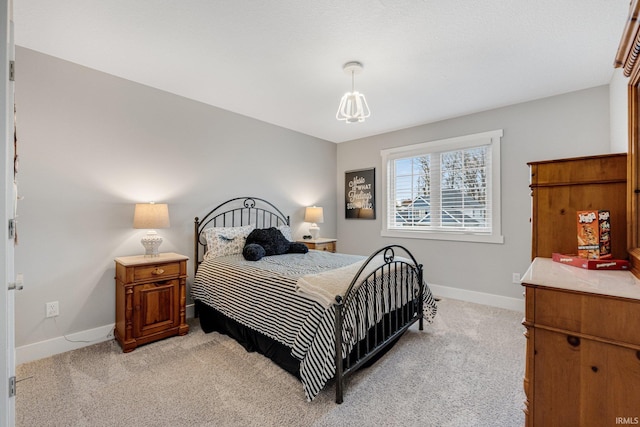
[151,268,165,275]
[567,335,580,347]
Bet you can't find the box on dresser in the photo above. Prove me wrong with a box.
[552,253,629,270]
[576,209,611,259]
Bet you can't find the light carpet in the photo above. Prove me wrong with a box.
[15,298,525,427]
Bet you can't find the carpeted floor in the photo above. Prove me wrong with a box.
[15,298,525,427]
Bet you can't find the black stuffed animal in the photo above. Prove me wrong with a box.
[243,227,308,261]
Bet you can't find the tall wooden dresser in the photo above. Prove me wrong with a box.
[522,259,640,426]
[528,153,627,260]
[523,153,640,426]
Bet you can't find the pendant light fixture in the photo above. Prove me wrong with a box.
[336,61,371,123]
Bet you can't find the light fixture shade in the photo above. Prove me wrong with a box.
[336,61,371,123]
[304,206,324,224]
[336,91,371,123]
[133,203,170,229]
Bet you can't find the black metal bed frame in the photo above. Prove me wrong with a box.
[194,197,424,403]
[194,196,290,274]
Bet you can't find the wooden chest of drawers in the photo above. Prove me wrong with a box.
[115,253,189,352]
[522,258,640,426]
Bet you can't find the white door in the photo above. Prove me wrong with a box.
[1,0,16,426]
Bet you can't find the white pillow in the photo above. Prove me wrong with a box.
[277,225,292,241]
[203,225,255,260]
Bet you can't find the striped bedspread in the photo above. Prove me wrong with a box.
[191,250,437,401]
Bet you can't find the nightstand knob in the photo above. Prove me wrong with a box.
[152,268,165,275]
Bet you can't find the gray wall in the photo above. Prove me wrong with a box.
[13,45,615,350]
[14,47,337,348]
[337,86,612,302]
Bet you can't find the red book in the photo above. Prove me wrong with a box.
[552,253,630,270]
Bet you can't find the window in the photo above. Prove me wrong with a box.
[381,130,503,243]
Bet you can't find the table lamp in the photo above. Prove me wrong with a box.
[133,202,170,257]
[304,206,324,240]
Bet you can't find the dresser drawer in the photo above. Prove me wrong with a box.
[532,287,640,346]
[133,262,180,281]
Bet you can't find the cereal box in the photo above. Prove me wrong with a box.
[577,210,611,259]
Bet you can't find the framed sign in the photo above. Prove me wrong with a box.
[345,168,376,219]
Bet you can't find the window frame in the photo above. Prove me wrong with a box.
[381,129,504,244]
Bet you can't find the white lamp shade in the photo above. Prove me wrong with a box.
[133,203,170,229]
[304,206,324,224]
[305,206,323,240]
[133,203,170,257]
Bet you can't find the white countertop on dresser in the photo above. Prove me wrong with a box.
[522,257,640,301]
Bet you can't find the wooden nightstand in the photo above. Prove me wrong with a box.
[297,238,337,253]
[114,252,189,352]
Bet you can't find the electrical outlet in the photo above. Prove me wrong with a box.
[45,301,59,318]
[512,273,521,284]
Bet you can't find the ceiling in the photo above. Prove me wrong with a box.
[13,1,631,143]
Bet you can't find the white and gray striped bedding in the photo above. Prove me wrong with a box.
[191,250,437,401]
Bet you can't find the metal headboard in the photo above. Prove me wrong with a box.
[194,196,290,274]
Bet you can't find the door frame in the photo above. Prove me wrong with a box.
[1,0,16,425]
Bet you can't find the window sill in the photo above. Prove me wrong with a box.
[381,228,504,244]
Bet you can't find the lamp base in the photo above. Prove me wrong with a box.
[141,230,163,257]
[309,224,320,240]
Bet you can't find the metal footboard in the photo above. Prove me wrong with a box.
[333,245,424,404]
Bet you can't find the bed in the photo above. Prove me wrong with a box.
[191,197,437,403]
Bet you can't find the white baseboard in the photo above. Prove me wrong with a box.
[17,305,198,366]
[16,323,115,365]
[428,283,524,312]
[16,293,519,365]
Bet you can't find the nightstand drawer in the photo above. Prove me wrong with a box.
[134,262,180,281]
[314,241,335,252]
[297,239,337,253]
